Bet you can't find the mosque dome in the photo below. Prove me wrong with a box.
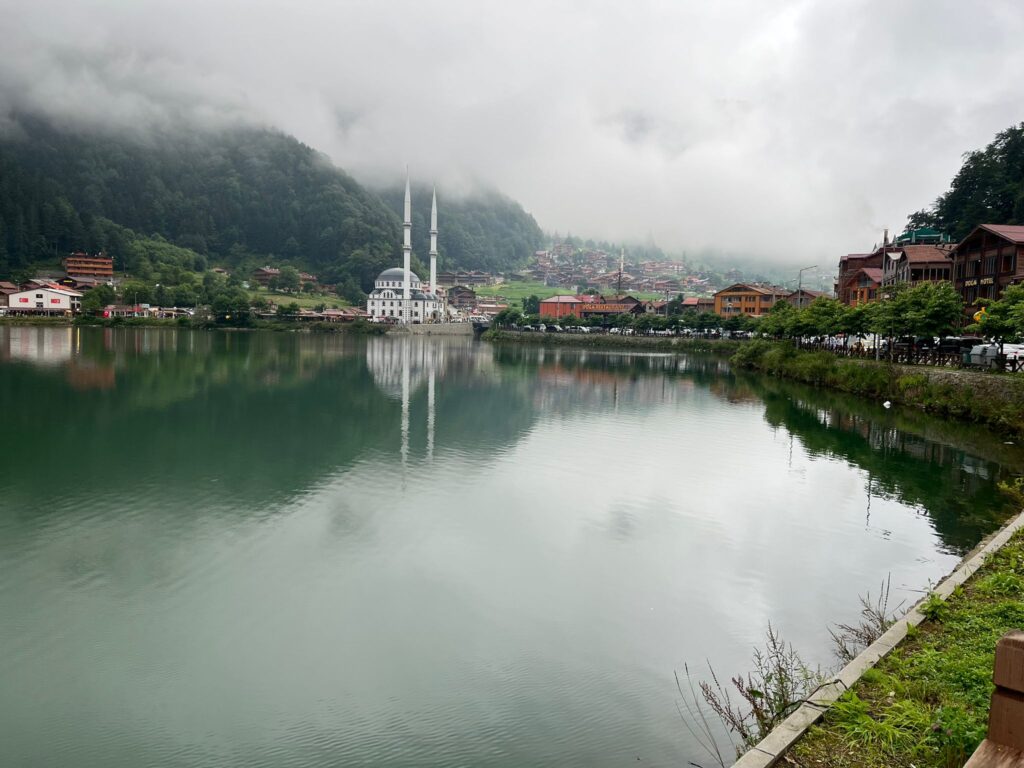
[376,267,420,283]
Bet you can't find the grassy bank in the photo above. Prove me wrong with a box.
[483,328,741,354]
[787,526,1024,768]
[732,340,1024,439]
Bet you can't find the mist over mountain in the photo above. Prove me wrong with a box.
[0,114,544,287]
[377,184,544,274]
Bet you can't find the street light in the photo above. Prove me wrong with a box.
[797,265,817,308]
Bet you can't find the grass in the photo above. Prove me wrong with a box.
[731,340,1024,440]
[474,280,668,308]
[473,281,576,305]
[251,287,351,309]
[789,529,1024,768]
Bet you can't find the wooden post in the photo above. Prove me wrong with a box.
[965,630,1024,767]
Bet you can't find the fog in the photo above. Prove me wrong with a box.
[1,0,1022,264]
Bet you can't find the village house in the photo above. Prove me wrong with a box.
[252,266,280,287]
[7,285,82,315]
[538,295,583,318]
[713,283,789,317]
[680,297,716,314]
[446,285,477,309]
[949,224,1024,308]
[786,288,828,309]
[436,270,492,287]
[838,267,884,306]
[0,281,19,308]
[881,244,953,288]
[64,251,114,280]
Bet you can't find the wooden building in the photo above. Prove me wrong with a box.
[713,283,789,317]
[64,251,113,279]
[0,281,19,308]
[950,224,1024,307]
[446,285,477,309]
[881,244,953,288]
[538,295,583,318]
[837,267,883,306]
[785,288,828,309]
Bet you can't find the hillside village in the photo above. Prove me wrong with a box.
[2,220,1022,330]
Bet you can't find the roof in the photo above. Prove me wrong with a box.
[855,268,883,282]
[0,281,18,293]
[15,286,82,297]
[899,244,953,264]
[377,267,420,282]
[979,224,1024,243]
[715,282,789,296]
[787,288,827,298]
[539,295,582,304]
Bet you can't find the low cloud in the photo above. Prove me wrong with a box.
[1,0,1022,265]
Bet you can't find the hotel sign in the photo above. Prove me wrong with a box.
[579,303,635,313]
[981,277,995,285]
[965,279,978,286]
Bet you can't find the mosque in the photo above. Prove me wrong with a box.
[366,175,446,323]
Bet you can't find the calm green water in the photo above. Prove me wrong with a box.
[1,326,1020,767]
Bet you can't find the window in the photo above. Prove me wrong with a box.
[35,293,42,299]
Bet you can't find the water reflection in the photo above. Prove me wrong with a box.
[1,328,1022,768]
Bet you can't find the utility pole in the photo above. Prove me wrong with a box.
[797,265,817,308]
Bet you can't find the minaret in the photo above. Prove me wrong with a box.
[429,186,438,298]
[403,170,412,324]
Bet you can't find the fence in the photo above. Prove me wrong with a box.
[800,342,1024,373]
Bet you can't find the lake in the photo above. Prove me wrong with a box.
[0,326,1020,767]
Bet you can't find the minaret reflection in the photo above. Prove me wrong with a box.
[366,336,445,467]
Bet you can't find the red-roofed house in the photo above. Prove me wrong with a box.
[680,296,715,314]
[950,224,1024,307]
[538,295,583,318]
[882,244,953,288]
[837,268,883,306]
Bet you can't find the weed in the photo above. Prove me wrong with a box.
[678,624,824,762]
[830,575,903,663]
[918,593,947,622]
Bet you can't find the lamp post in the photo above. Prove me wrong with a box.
[797,265,817,308]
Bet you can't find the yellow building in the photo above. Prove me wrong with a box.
[713,283,789,317]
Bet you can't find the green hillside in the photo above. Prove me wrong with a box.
[0,115,544,291]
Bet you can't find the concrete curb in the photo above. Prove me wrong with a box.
[732,507,1024,768]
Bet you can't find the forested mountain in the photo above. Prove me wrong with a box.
[0,114,544,288]
[377,185,544,273]
[909,123,1024,240]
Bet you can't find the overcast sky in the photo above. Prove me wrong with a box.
[2,0,1023,267]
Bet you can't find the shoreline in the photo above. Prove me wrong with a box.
[735,508,1024,768]
[485,330,1024,440]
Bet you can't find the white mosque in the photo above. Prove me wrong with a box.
[366,175,446,323]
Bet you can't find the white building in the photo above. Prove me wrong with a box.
[366,174,446,323]
[6,286,82,315]
[366,268,442,322]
